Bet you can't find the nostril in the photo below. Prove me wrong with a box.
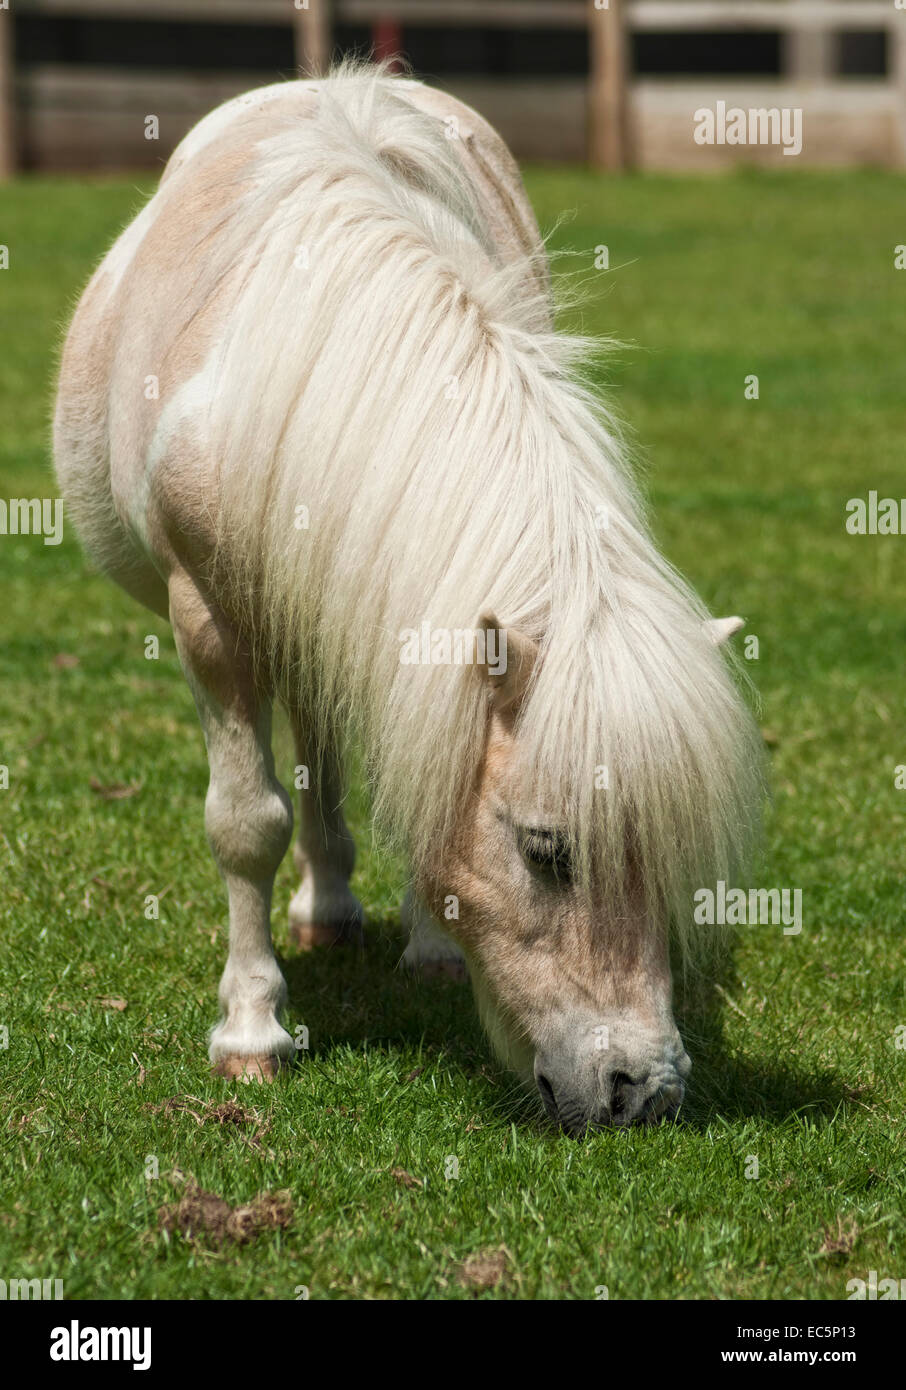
[536,1072,558,1120]
[609,1070,646,1118]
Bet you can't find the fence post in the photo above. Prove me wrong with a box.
[293,0,332,79]
[372,17,404,70]
[892,13,906,167]
[783,27,835,84]
[0,3,15,179]
[588,0,630,171]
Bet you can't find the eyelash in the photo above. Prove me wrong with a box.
[518,829,573,879]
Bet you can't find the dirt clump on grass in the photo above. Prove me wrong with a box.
[390,1167,424,1190]
[457,1247,511,1291]
[819,1216,860,1260]
[158,1182,293,1247]
[147,1095,258,1126]
[146,1094,272,1149]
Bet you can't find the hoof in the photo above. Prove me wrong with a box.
[409,958,468,982]
[212,1053,281,1082]
[289,919,364,951]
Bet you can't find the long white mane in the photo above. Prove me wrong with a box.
[205,64,763,959]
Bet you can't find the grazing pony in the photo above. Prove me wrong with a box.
[55,66,762,1133]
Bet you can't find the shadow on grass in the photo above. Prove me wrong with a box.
[676,970,857,1130]
[279,914,545,1131]
[279,917,856,1135]
[280,915,479,1056]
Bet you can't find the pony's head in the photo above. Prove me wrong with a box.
[415,612,757,1136]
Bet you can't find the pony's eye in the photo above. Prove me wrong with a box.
[517,827,572,880]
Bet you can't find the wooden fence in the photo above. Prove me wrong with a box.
[1,1,904,174]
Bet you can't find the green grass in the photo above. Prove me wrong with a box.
[1,168,904,1300]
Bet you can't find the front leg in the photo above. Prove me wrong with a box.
[401,889,467,981]
[287,715,364,949]
[169,571,295,1081]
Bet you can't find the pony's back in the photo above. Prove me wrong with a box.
[54,66,548,619]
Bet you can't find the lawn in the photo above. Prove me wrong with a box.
[0,167,903,1300]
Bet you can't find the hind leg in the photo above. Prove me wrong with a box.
[287,715,364,949]
[401,889,467,981]
[169,570,295,1081]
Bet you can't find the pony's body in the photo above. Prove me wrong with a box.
[55,69,761,1131]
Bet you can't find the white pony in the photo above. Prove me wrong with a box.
[55,65,762,1134]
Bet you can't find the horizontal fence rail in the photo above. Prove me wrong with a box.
[2,1,905,174]
[12,0,904,30]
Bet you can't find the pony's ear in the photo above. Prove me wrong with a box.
[478,612,539,716]
[705,615,745,646]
